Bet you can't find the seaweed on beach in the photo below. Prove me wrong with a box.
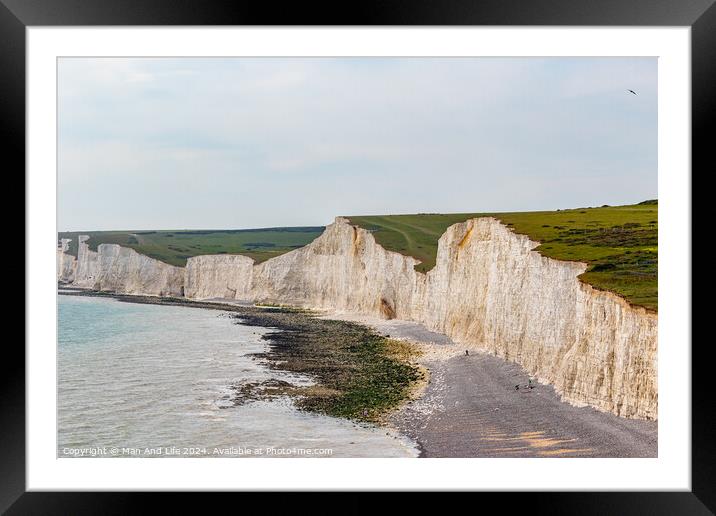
[230,311,425,422]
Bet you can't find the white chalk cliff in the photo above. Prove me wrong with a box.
[62,235,184,297]
[58,217,657,420]
[57,238,77,283]
[184,254,254,300]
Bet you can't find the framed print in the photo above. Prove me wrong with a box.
[5,0,712,512]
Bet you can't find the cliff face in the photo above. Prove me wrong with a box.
[57,218,657,419]
[57,238,77,283]
[420,219,657,420]
[183,219,424,318]
[184,254,254,300]
[252,219,425,318]
[61,235,184,297]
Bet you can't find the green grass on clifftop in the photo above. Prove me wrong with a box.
[58,227,325,267]
[348,201,657,311]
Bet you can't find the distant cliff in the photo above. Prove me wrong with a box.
[62,235,184,297]
[58,217,657,420]
[57,238,77,283]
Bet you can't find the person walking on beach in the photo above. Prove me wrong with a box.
[528,378,534,390]
[465,350,469,356]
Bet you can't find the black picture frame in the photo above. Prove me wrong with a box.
[4,0,710,512]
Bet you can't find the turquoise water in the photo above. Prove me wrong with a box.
[58,295,417,458]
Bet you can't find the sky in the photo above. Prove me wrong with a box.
[58,57,657,231]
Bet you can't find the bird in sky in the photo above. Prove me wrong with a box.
[627,89,637,95]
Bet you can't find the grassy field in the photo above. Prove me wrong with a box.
[58,227,325,267]
[348,201,657,311]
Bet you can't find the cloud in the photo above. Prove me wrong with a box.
[58,57,657,231]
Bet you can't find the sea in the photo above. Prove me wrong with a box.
[57,294,417,458]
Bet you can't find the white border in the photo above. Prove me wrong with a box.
[27,27,691,491]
